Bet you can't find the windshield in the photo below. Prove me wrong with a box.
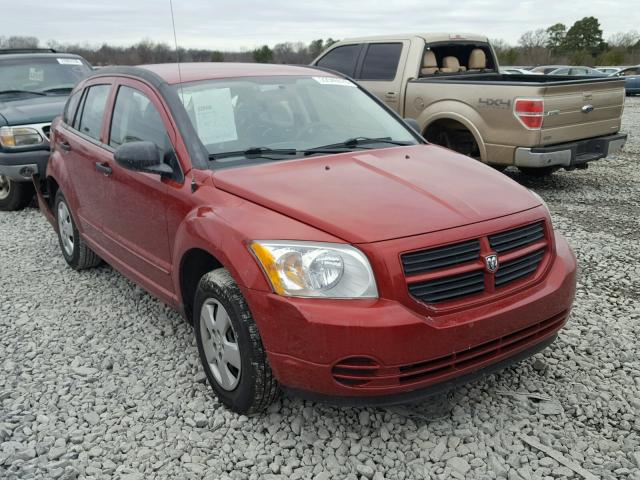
[176,75,419,164]
[0,57,92,95]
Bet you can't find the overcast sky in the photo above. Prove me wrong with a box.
[6,0,637,50]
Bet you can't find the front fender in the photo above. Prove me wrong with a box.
[417,100,487,161]
[170,191,346,305]
[171,206,269,301]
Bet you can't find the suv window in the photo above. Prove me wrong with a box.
[63,90,82,125]
[316,45,361,77]
[360,43,402,81]
[109,85,180,177]
[622,68,639,76]
[77,84,110,141]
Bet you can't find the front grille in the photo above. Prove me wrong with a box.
[331,310,568,389]
[403,221,548,306]
[489,221,544,253]
[402,239,480,275]
[408,270,485,303]
[495,248,545,287]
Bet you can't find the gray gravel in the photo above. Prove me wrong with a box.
[1,97,639,480]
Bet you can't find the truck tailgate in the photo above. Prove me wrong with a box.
[541,79,625,146]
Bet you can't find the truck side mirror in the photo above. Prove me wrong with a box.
[114,141,173,176]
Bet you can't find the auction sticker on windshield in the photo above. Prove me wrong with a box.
[312,77,356,87]
[57,58,84,65]
[191,87,238,145]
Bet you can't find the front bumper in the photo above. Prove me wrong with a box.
[0,149,50,181]
[245,233,576,401]
[514,133,627,169]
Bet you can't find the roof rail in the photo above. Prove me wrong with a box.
[0,48,57,55]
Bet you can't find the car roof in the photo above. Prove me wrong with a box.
[334,32,489,44]
[91,63,339,85]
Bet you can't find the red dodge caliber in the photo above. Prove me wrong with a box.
[35,63,576,413]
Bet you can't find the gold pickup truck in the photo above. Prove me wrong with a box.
[312,33,627,176]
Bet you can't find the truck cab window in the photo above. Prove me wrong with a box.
[316,44,361,77]
[359,43,402,81]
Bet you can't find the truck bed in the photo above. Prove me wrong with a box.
[405,73,625,147]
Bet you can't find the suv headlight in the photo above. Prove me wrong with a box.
[0,126,44,148]
[250,241,378,298]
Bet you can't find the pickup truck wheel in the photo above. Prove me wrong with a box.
[0,176,34,211]
[518,166,558,177]
[194,268,279,414]
[54,191,102,270]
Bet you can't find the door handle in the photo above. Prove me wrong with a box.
[95,162,112,176]
[58,140,71,152]
[385,91,397,99]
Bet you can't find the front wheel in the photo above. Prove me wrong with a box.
[194,268,279,414]
[0,176,34,211]
[54,191,102,270]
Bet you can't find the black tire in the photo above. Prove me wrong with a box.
[54,190,101,270]
[0,176,34,211]
[194,268,279,414]
[518,166,558,177]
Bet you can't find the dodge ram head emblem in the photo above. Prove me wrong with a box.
[484,254,499,273]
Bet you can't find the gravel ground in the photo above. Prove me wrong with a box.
[1,98,639,480]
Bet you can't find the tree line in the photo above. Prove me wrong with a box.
[1,16,639,67]
[494,17,640,66]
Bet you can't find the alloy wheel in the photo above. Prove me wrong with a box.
[0,175,10,201]
[57,200,75,256]
[200,298,242,391]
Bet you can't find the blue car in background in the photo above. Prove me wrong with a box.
[615,66,640,96]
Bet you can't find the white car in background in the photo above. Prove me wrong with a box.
[596,67,622,75]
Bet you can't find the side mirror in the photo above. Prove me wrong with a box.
[114,141,173,176]
[404,118,422,135]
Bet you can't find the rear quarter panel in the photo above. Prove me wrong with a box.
[405,81,544,160]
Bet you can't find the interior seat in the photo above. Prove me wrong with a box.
[420,50,439,75]
[440,56,465,73]
[468,49,487,71]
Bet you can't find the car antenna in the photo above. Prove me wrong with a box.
[169,0,198,193]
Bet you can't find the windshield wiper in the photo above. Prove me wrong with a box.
[306,137,414,152]
[41,87,74,94]
[209,146,352,161]
[0,89,46,96]
[209,147,298,161]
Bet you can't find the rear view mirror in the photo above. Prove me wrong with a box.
[114,141,173,176]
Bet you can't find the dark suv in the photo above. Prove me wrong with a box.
[0,49,92,210]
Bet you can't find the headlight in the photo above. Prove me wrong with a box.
[0,126,44,148]
[250,241,378,298]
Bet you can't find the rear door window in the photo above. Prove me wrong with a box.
[76,84,110,141]
[359,43,403,81]
[316,44,362,77]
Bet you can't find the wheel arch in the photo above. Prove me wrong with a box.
[417,104,487,161]
[173,209,272,323]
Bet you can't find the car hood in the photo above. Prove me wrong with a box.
[212,145,541,243]
[0,94,67,126]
